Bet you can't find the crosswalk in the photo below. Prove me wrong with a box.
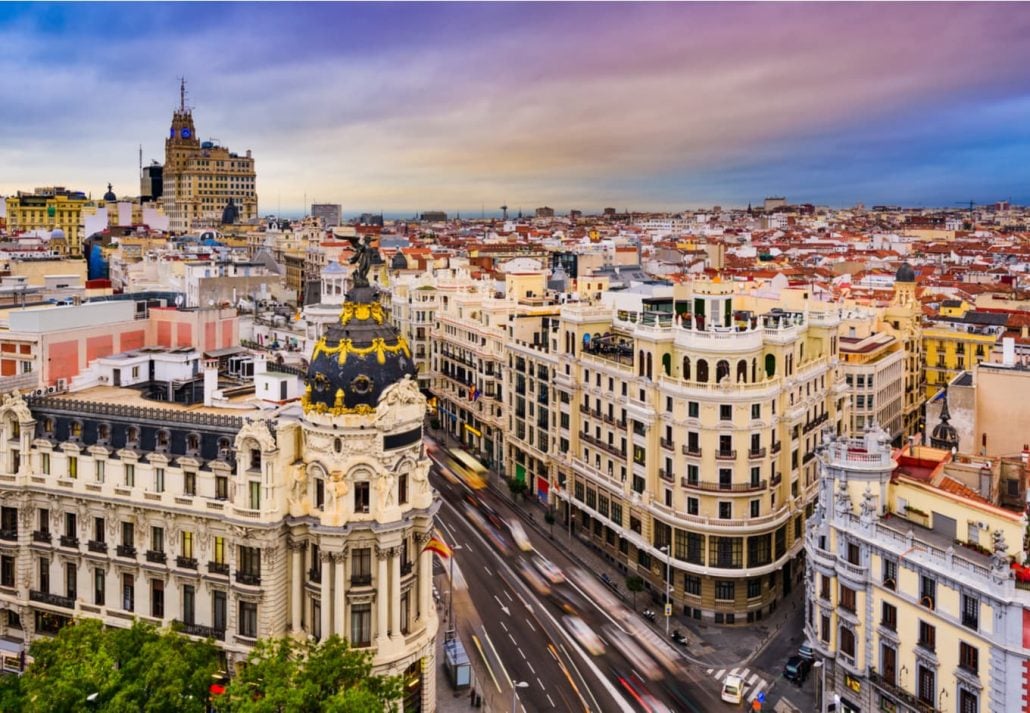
[706,665,772,706]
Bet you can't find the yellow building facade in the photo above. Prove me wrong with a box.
[4,189,89,255]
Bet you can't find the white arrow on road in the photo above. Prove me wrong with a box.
[494,594,510,616]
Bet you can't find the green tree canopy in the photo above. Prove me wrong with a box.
[9,619,220,713]
[213,635,402,713]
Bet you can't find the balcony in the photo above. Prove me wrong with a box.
[681,478,767,493]
[30,590,75,609]
[802,452,815,464]
[681,445,701,457]
[714,449,737,461]
[176,556,198,570]
[660,438,674,451]
[87,540,107,553]
[748,447,767,459]
[401,561,414,576]
[235,571,261,586]
[59,535,79,548]
[32,530,51,544]
[116,545,137,558]
[771,441,782,454]
[770,472,783,486]
[351,574,372,587]
[175,621,225,641]
[308,568,322,583]
[868,668,941,713]
[208,562,230,576]
[0,529,17,542]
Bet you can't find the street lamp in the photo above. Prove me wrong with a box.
[447,544,464,638]
[659,544,671,635]
[812,660,823,712]
[511,680,529,713]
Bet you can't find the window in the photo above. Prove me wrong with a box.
[64,512,76,539]
[687,497,699,515]
[239,601,257,638]
[840,585,856,613]
[751,403,760,419]
[93,517,104,543]
[747,578,761,598]
[688,402,699,418]
[720,404,732,421]
[181,531,194,560]
[41,453,50,475]
[215,475,228,500]
[918,620,936,652]
[151,580,164,618]
[846,543,860,565]
[839,626,855,657]
[881,601,897,630]
[714,580,734,600]
[920,576,936,609]
[750,500,760,518]
[95,461,105,483]
[686,464,699,485]
[213,536,226,565]
[684,575,701,596]
[213,591,227,632]
[400,590,410,634]
[709,536,742,568]
[959,689,978,713]
[351,603,372,646]
[820,574,831,600]
[882,558,897,590]
[821,614,830,643]
[124,463,134,487]
[959,642,978,674]
[183,585,196,625]
[398,474,408,505]
[121,521,134,548]
[352,548,372,581]
[354,482,370,513]
[880,643,897,685]
[249,481,261,509]
[68,456,78,479]
[917,665,935,707]
[154,468,164,493]
[0,555,14,587]
[122,573,135,612]
[961,594,979,630]
[38,557,50,593]
[94,568,105,606]
[184,471,196,496]
[239,546,261,578]
[718,502,732,520]
[151,526,164,553]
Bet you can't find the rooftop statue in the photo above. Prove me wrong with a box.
[347,234,377,289]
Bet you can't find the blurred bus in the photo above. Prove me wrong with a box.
[447,448,487,490]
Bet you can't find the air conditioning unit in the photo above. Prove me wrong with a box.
[33,388,46,397]
[46,386,57,394]
[56,379,67,391]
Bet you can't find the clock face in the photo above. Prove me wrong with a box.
[181,128,192,139]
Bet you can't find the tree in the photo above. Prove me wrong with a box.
[625,575,645,611]
[507,477,528,501]
[12,619,219,713]
[213,635,403,713]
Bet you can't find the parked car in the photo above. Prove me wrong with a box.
[783,655,812,684]
[798,643,815,660]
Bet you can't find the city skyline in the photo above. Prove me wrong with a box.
[2,2,1030,214]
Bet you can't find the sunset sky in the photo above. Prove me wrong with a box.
[2,2,1030,215]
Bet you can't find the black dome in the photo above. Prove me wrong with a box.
[302,287,415,416]
[895,262,916,283]
[103,183,116,201]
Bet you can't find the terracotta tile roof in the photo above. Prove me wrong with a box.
[936,475,991,504]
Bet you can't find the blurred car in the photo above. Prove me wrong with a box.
[518,562,551,596]
[604,625,661,681]
[508,519,533,552]
[783,655,811,684]
[721,674,744,704]
[563,615,605,656]
[532,555,566,584]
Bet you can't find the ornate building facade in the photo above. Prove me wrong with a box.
[0,281,439,709]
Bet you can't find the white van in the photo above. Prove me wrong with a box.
[721,674,744,704]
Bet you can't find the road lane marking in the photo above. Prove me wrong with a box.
[500,621,508,632]
[715,668,725,679]
[747,671,759,686]
[527,662,536,675]
[546,694,555,707]
[470,634,501,693]
[504,590,513,602]
[537,677,546,690]
[508,633,517,645]
[493,594,511,616]
[518,647,525,659]
[481,629,513,689]
[526,619,536,632]
[484,565,492,576]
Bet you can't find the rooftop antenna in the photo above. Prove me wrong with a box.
[138,144,143,177]
[179,77,186,112]
[500,204,508,221]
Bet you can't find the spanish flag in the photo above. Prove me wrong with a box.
[423,535,452,559]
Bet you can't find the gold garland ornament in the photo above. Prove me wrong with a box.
[311,336,411,365]
[300,389,377,416]
[338,301,385,325]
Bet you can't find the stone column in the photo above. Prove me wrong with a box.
[415,533,431,625]
[290,542,303,633]
[389,547,401,638]
[376,546,389,644]
[333,551,346,636]
[319,551,332,640]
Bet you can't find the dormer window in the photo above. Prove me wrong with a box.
[97,423,111,445]
[186,433,201,456]
[42,418,55,437]
[69,420,83,441]
[249,448,261,472]
[217,438,232,461]
[156,429,170,452]
[126,426,140,449]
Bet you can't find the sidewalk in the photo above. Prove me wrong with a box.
[433,567,499,713]
[494,480,803,670]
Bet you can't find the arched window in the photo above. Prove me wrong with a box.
[682,356,691,381]
[186,432,201,455]
[799,343,805,362]
[646,353,653,380]
[716,360,730,383]
[97,423,110,444]
[696,359,709,383]
[764,354,776,378]
[787,354,793,375]
[736,360,748,383]
[752,358,757,382]
[126,426,140,447]
[662,353,671,377]
[638,350,646,377]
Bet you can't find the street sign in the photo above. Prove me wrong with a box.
[757,691,766,703]
[664,603,672,617]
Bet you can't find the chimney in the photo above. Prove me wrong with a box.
[1003,337,1015,366]
[203,358,219,407]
